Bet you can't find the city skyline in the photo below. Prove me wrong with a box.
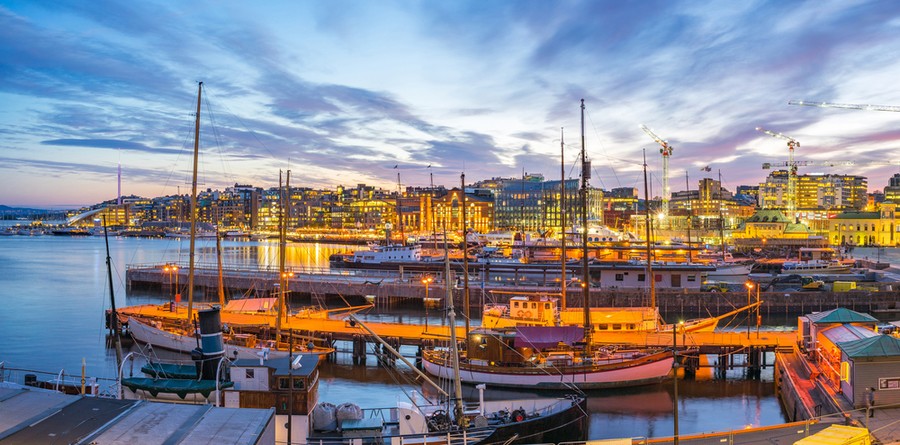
[3,1,900,208]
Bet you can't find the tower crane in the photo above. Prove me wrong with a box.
[789,100,900,113]
[756,127,799,215]
[639,124,673,220]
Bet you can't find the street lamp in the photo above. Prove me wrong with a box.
[744,281,754,339]
[163,263,179,311]
[421,276,434,330]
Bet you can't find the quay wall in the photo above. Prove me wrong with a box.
[126,266,900,319]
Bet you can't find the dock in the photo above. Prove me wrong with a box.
[125,262,900,319]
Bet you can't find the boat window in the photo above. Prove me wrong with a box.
[294,378,305,390]
[279,377,290,389]
[612,324,622,330]
[615,273,624,281]
[531,303,537,309]
[687,275,696,282]
[544,303,551,310]
[245,369,255,379]
[627,324,636,330]
[597,324,608,330]
[638,274,646,282]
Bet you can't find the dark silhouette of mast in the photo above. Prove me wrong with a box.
[579,99,592,353]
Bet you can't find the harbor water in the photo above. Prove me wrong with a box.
[0,232,854,440]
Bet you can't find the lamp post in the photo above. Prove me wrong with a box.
[755,282,761,339]
[164,263,179,310]
[744,281,754,340]
[422,276,433,330]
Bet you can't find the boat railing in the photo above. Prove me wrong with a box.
[0,363,120,398]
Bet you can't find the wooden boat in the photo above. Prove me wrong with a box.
[481,293,761,333]
[422,326,674,390]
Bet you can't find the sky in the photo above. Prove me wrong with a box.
[3,1,900,209]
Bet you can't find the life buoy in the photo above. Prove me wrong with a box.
[524,311,532,318]
[515,413,525,422]
[517,310,525,317]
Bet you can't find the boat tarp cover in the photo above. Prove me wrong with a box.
[141,362,198,379]
[122,377,233,399]
[224,298,277,314]
[515,326,584,349]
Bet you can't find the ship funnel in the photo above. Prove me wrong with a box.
[193,307,225,380]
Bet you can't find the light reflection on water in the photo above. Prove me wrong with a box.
[0,235,798,440]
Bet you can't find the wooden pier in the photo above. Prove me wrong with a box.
[126,262,900,319]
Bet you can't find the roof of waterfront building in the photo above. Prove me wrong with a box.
[805,307,879,324]
[821,324,878,344]
[0,383,275,444]
[744,210,790,223]
[833,211,881,219]
[232,354,319,377]
[839,334,900,358]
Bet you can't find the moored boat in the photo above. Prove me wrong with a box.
[422,326,674,390]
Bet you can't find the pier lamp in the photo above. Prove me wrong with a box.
[421,276,434,330]
[163,263,179,305]
[744,281,754,339]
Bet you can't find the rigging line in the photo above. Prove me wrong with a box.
[583,105,624,189]
[201,86,239,189]
[201,86,280,165]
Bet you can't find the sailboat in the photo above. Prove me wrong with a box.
[424,101,673,390]
[123,83,338,359]
[332,234,587,445]
[481,112,760,334]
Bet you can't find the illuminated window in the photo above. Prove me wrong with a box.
[840,362,850,382]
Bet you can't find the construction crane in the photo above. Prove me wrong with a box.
[639,124,673,220]
[756,127,800,215]
[789,100,900,113]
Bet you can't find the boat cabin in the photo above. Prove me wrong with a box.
[223,354,319,416]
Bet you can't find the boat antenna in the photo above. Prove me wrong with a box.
[579,99,592,354]
[187,81,202,321]
[461,172,470,335]
[643,150,656,312]
[104,215,123,368]
[560,127,567,309]
[396,168,405,245]
[276,169,290,344]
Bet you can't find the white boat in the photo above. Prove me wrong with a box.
[705,262,753,283]
[126,315,334,360]
[782,260,852,274]
[347,242,422,263]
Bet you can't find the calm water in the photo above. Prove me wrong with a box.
[0,233,824,440]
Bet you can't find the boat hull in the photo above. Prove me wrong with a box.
[126,317,331,360]
[422,350,674,390]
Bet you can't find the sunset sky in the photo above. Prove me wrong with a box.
[3,1,900,208]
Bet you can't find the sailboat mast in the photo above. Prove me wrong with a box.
[396,171,405,245]
[560,127,567,309]
[643,150,656,311]
[104,216,123,368]
[718,170,726,260]
[444,229,465,427]
[186,81,202,322]
[276,170,290,344]
[685,171,692,263]
[216,230,225,307]
[461,173,470,335]
[579,100,592,353]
